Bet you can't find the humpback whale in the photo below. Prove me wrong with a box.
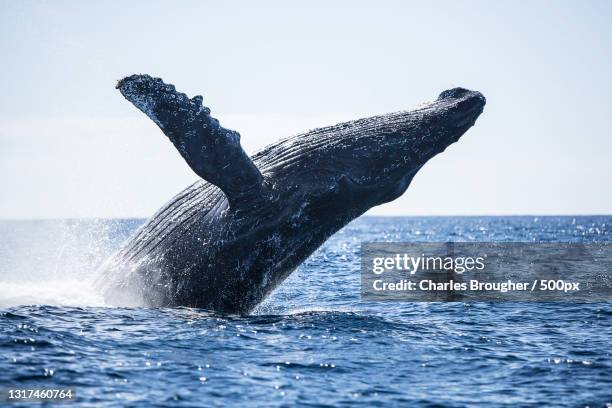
[97,75,486,313]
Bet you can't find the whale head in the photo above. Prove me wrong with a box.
[259,88,485,215]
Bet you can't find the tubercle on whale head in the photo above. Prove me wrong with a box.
[354,87,485,203]
[260,87,486,207]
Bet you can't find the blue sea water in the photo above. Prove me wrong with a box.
[0,216,610,407]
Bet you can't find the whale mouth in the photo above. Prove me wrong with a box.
[341,164,422,191]
[451,102,485,140]
[424,88,486,148]
[439,88,486,133]
[458,94,486,126]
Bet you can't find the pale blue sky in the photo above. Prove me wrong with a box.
[1,0,611,218]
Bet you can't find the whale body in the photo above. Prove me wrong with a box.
[97,75,486,313]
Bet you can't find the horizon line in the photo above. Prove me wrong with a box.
[1,213,610,222]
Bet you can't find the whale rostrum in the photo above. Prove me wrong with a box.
[97,75,486,313]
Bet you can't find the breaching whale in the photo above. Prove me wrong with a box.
[97,75,485,313]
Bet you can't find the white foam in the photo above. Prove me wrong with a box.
[0,219,133,308]
[0,278,105,308]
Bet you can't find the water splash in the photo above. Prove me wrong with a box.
[0,219,143,307]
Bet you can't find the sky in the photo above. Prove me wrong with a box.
[0,0,611,218]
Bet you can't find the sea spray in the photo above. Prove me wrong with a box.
[0,219,143,307]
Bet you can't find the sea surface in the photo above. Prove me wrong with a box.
[0,216,610,407]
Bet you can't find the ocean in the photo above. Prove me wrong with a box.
[0,216,610,407]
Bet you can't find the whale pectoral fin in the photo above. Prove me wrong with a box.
[116,74,263,206]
